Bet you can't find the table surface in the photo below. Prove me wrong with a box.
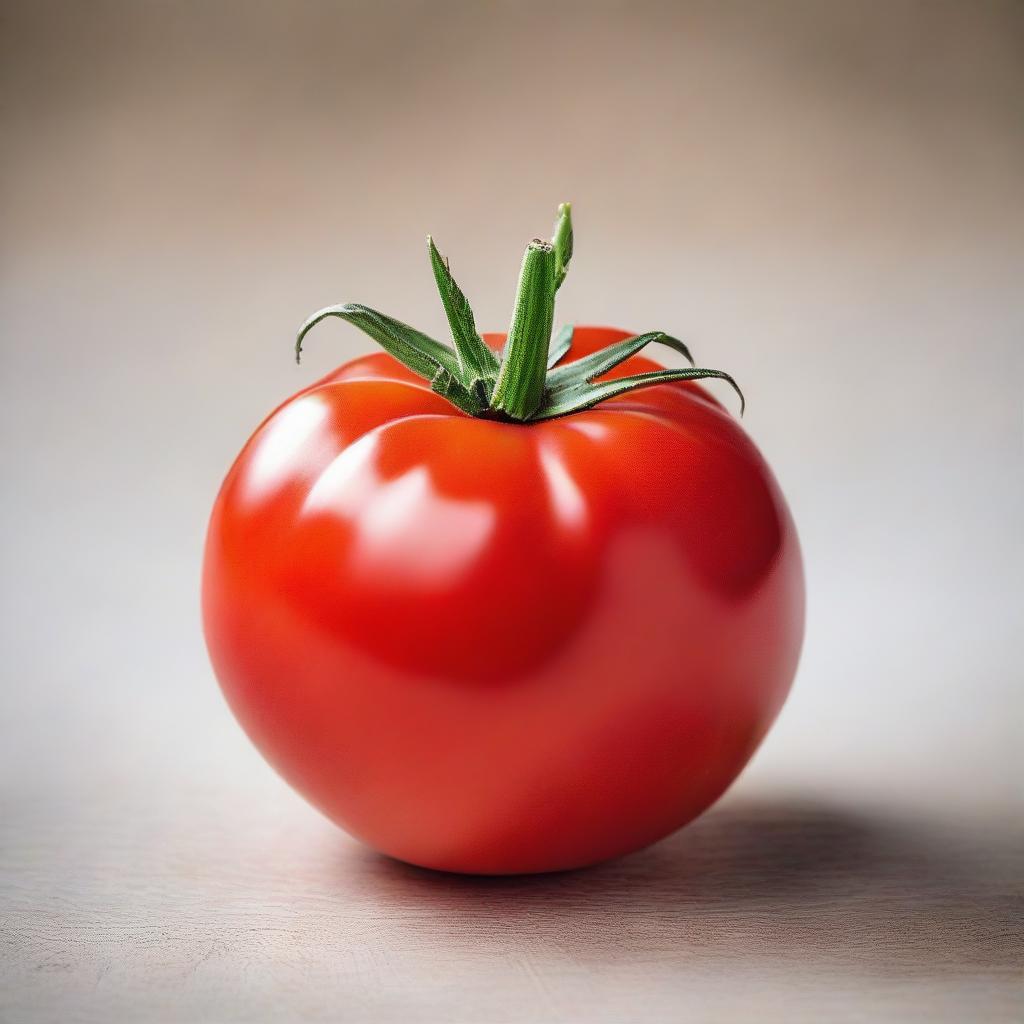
[2,1,1022,1021]
[4,773,1021,1023]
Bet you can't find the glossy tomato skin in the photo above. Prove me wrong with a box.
[202,327,804,874]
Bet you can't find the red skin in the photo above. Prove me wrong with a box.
[202,327,804,874]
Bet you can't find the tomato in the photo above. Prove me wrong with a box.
[203,205,804,873]
[202,322,804,874]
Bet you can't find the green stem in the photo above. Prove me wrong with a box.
[490,241,556,421]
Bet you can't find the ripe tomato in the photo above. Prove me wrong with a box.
[202,324,804,874]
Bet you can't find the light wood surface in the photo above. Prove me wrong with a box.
[3,776,1020,1023]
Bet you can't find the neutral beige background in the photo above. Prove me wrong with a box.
[2,1,1021,1021]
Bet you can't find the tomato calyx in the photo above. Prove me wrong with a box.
[295,204,745,421]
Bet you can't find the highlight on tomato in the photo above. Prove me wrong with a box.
[202,204,804,874]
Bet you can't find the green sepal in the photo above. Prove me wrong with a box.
[547,331,694,389]
[296,204,745,425]
[296,302,460,379]
[295,301,489,414]
[534,366,745,421]
[552,203,573,291]
[548,324,573,368]
[427,236,500,386]
[430,367,487,416]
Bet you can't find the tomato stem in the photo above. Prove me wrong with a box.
[489,240,556,421]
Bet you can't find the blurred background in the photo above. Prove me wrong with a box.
[2,1,1021,1021]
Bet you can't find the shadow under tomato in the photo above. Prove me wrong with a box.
[339,796,1020,975]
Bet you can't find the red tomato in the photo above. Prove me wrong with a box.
[202,327,804,874]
